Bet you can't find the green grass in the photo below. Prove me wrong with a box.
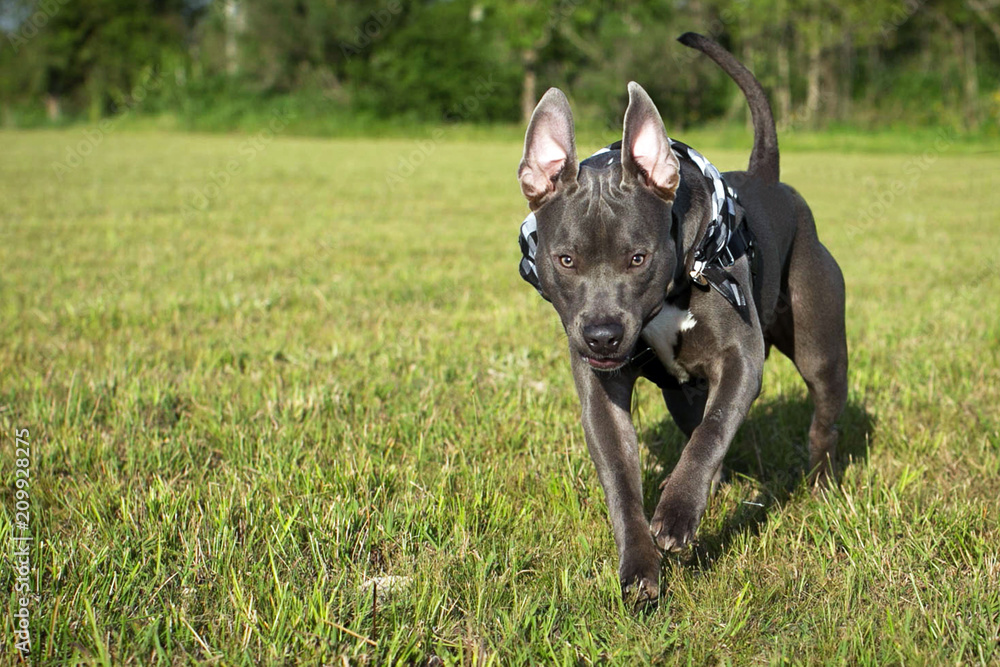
[14,100,1000,154]
[1,128,999,664]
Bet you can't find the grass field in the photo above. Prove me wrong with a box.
[1,128,999,665]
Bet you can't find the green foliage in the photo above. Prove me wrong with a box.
[1,130,999,663]
[348,0,521,122]
[2,0,999,132]
[0,0,192,119]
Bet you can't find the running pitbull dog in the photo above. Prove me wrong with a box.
[515,33,847,600]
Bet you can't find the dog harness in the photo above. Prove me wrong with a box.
[518,140,755,321]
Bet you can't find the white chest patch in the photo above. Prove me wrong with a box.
[640,304,697,382]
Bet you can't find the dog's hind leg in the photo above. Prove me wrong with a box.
[771,237,848,486]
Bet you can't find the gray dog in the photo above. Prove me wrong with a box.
[515,33,847,600]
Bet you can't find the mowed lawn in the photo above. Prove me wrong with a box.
[1,128,999,665]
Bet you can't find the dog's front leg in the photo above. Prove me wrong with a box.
[570,354,661,600]
[651,352,764,551]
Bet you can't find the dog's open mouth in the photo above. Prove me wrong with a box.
[581,355,629,371]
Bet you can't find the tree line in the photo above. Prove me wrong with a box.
[1,0,997,132]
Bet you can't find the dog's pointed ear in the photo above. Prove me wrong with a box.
[518,88,578,208]
[621,82,680,200]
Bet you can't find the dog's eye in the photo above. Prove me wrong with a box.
[630,254,646,267]
[559,255,575,269]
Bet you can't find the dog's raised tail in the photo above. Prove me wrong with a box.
[678,32,779,184]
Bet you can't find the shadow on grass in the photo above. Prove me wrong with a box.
[639,394,874,571]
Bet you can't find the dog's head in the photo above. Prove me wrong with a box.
[518,83,681,372]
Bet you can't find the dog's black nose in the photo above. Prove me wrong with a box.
[583,323,624,355]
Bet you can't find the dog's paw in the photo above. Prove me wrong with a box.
[622,575,659,606]
[650,481,707,552]
[807,455,836,490]
[619,543,661,604]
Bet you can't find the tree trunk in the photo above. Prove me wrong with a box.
[224,0,241,76]
[821,46,838,123]
[929,9,971,126]
[805,38,821,127]
[963,23,980,129]
[776,36,791,127]
[839,30,853,122]
[864,44,880,108]
[966,0,1000,57]
[521,48,538,125]
[45,94,61,121]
